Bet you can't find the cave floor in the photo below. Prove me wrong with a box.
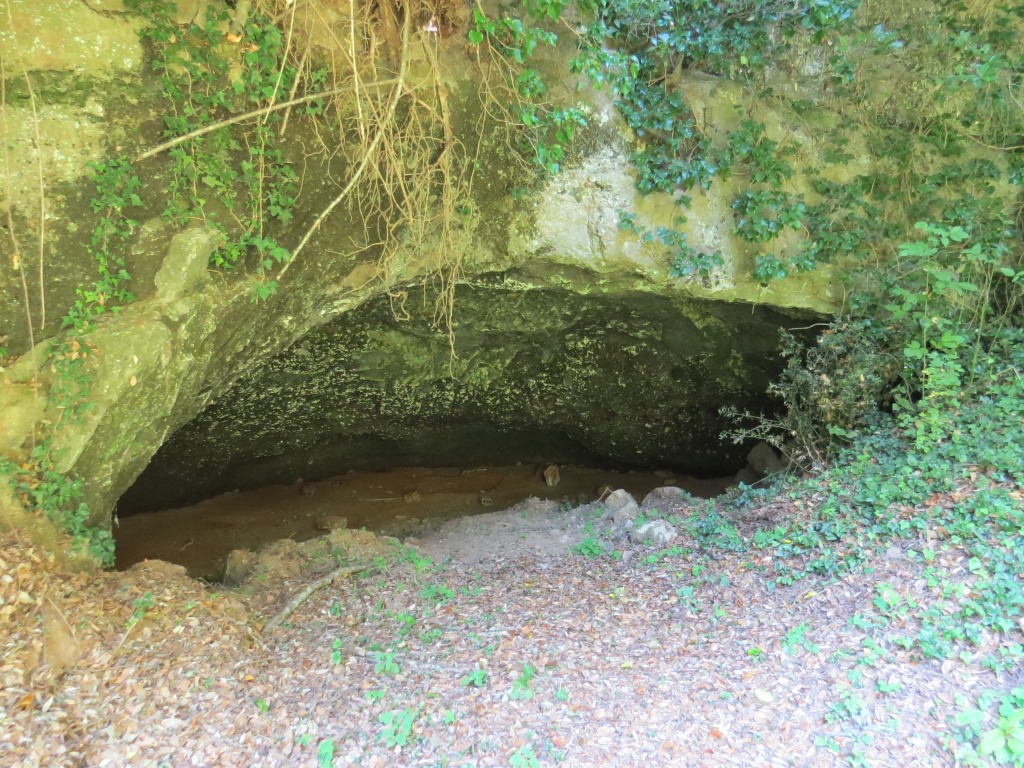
[4,490,992,767]
[115,464,733,580]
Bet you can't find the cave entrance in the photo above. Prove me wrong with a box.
[115,277,807,579]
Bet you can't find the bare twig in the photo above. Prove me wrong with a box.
[277,40,310,137]
[261,0,297,128]
[261,563,375,635]
[134,80,401,163]
[4,0,47,335]
[947,119,1024,152]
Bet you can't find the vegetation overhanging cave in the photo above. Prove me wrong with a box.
[118,281,804,516]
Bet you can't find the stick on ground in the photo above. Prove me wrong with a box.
[262,563,373,636]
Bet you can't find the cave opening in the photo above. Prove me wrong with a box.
[114,277,808,579]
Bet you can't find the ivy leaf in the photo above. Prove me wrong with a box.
[898,241,937,258]
[316,738,335,768]
[978,727,1006,757]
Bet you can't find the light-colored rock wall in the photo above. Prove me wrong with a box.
[0,0,143,78]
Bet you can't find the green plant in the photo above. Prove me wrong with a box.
[978,708,1024,765]
[467,8,586,179]
[378,707,419,748]
[2,0,308,557]
[510,664,537,701]
[419,583,456,604]
[401,547,435,575]
[875,680,902,695]
[127,592,155,629]
[394,611,416,637]
[572,535,606,558]
[644,545,691,565]
[510,742,541,768]
[722,324,893,467]
[953,689,1024,766]
[1,453,114,565]
[316,737,335,768]
[676,582,704,614]
[128,0,300,297]
[0,146,149,564]
[76,155,140,320]
[460,668,489,688]
[782,623,820,655]
[373,650,401,676]
[619,210,723,282]
[826,688,866,724]
[4,0,487,569]
[420,628,443,644]
[685,508,744,551]
[573,521,607,557]
[871,582,916,620]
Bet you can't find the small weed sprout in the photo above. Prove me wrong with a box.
[419,584,455,604]
[510,664,537,701]
[573,521,607,557]
[126,592,155,629]
[782,623,820,655]
[460,668,489,687]
[315,739,334,768]
[510,743,541,768]
[875,680,903,695]
[373,650,401,676]
[378,707,419,748]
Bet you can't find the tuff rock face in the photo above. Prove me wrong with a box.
[1,0,863,542]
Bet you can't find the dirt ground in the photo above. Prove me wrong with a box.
[3,486,1018,767]
[115,464,732,579]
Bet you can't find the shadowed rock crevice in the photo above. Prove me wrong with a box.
[118,278,809,515]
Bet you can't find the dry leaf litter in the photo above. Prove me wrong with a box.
[2,491,1020,767]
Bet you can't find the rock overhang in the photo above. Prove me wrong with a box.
[117,276,815,514]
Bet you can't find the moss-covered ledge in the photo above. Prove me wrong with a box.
[0,239,383,530]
